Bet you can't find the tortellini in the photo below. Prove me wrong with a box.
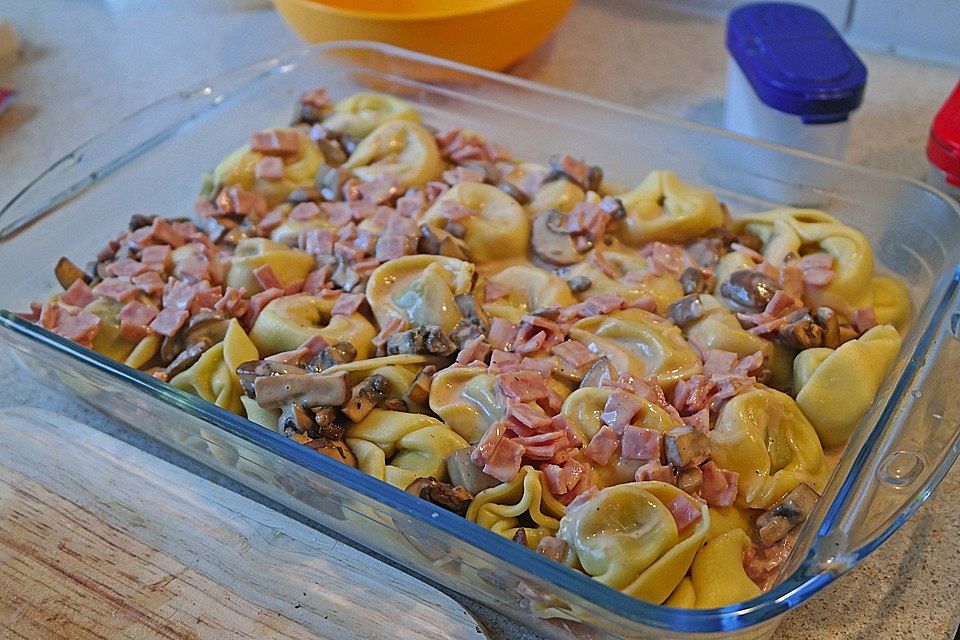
[664,529,761,608]
[429,366,504,444]
[563,250,684,314]
[84,297,160,367]
[226,238,315,296]
[345,409,468,490]
[617,171,725,245]
[170,319,259,415]
[322,93,419,139]
[420,183,530,263]
[366,255,475,335]
[560,387,676,486]
[526,179,586,215]
[557,482,710,604]
[794,324,902,447]
[709,387,828,509]
[482,265,577,324]
[214,127,323,206]
[466,465,566,549]
[249,293,376,358]
[569,308,702,390]
[343,120,443,188]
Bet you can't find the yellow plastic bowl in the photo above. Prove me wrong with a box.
[272,0,575,70]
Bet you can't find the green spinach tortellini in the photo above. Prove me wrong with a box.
[366,255,475,335]
[794,324,902,447]
[557,482,710,604]
[420,182,530,264]
[227,238,315,296]
[570,308,702,390]
[170,319,259,415]
[616,170,725,245]
[466,465,566,549]
[345,409,468,490]
[709,387,828,509]
[249,293,376,358]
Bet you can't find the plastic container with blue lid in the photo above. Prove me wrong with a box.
[724,2,867,159]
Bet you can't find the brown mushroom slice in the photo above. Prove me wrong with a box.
[663,425,710,469]
[667,294,705,328]
[679,267,710,295]
[55,257,91,289]
[312,406,343,439]
[813,307,841,349]
[164,338,213,379]
[341,374,390,423]
[383,398,409,412]
[454,293,489,330]
[566,275,592,294]
[405,365,436,407]
[578,356,617,389]
[444,447,500,495]
[160,311,231,365]
[448,320,484,349]
[777,311,824,350]
[236,359,308,398]
[755,482,820,546]
[719,269,779,313]
[278,402,316,436]
[386,325,457,357]
[530,209,582,266]
[304,437,358,468]
[307,340,358,372]
[405,476,474,516]
[418,224,469,260]
[677,466,704,495]
[254,370,351,409]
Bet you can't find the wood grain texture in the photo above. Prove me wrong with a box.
[0,408,486,640]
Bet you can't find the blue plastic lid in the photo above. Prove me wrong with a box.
[726,2,866,123]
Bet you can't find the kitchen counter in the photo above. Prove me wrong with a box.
[1,1,958,639]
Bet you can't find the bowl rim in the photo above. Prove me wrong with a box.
[274,0,559,22]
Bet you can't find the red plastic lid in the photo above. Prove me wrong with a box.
[927,80,960,187]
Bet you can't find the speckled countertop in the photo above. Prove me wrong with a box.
[1,1,958,639]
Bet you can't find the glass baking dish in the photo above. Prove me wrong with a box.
[2,42,960,640]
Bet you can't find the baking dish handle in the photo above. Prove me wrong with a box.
[804,268,960,575]
[0,55,284,241]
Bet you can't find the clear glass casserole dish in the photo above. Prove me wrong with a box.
[2,42,960,640]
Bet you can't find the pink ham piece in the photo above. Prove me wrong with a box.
[730,242,764,263]
[357,175,401,205]
[488,349,521,374]
[132,271,165,297]
[779,260,804,299]
[591,249,622,279]
[582,425,620,466]
[763,290,800,318]
[487,318,517,350]
[254,156,285,182]
[518,356,553,379]
[258,207,287,235]
[60,280,96,308]
[352,229,378,255]
[667,495,702,531]
[535,536,569,563]
[701,350,738,376]
[472,420,508,466]
[556,154,589,186]
[854,307,878,333]
[484,281,511,303]
[481,435,524,483]
[456,335,491,366]
[439,199,478,222]
[699,461,740,507]
[330,292,365,316]
[140,244,171,268]
[599,389,642,433]
[550,339,597,369]
[91,277,138,303]
[301,228,335,259]
[244,287,284,327]
[539,386,565,416]
[683,409,710,433]
[543,459,586,497]
[250,129,301,157]
[620,425,662,461]
[302,266,332,295]
[50,307,102,347]
[625,296,658,312]
[442,166,486,186]
[117,300,158,342]
[396,191,427,218]
[105,258,149,278]
[375,235,414,262]
[371,316,406,347]
[218,186,268,218]
[253,264,283,291]
[495,370,549,402]
[214,286,249,319]
[550,414,583,448]
[149,217,189,248]
[175,253,210,285]
[505,401,553,430]
[319,202,354,226]
[635,462,675,484]
[289,202,321,221]
[149,306,189,338]
[733,351,765,377]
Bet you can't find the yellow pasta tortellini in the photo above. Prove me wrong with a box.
[420,182,530,263]
[466,465,566,549]
[345,409,468,490]
[322,93,419,139]
[710,387,828,509]
[560,387,676,486]
[569,308,702,390]
[482,265,577,324]
[557,482,710,604]
[214,127,323,206]
[429,366,503,444]
[562,250,684,314]
[226,238,315,297]
[343,120,443,188]
[82,297,160,368]
[526,179,586,215]
[366,255,475,335]
[249,293,376,358]
[616,171,725,245]
[871,275,911,330]
[170,319,259,415]
[240,395,280,430]
[794,324,901,448]
[664,529,761,609]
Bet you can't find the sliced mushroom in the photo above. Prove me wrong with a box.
[444,448,500,495]
[719,269,779,312]
[160,311,231,365]
[579,356,616,389]
[405,476,474,515]
[531,209,581,266]
[777,311,824,350]
[498,181,530,205]
[315,138,348,167]
[685,237,725,269]
[307,341,358,372]
[286,187,322,204]
[454,293,488,330]
[449,320,484,349]
[418,224,469,261]
[317,167,351,202]
[679,267,710,295]
[304,437,358,468]
[813,306,841,349]
[512,528,529,547]
[236,359,308,398]
[164,338,213,379]
[55,257,92,290]
[254,370,351,409]
[677,466,704,495]
[278,402,316,436]
[386,325,456,357]
[331,260,363,292]
[756,483,820,546]
[341,374,390,423]
[406,365,436,407]
[663,425,710,469]
[312,406,342,439]
[128,213,158,231]
[566,275,592,294]
[667,294,705,328]
[383,398,409,412]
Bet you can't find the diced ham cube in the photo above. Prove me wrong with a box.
[854,307,878,334]
[60,280,95,308]
[699,461,739,507]
[621,425,662,461]
[148,306,189,337]
[258,207,287,235]
[105,258,148,278]
[456,335,491,366]
[439,199,478,222]
[51,308,102,347]
[132,271,165,297]
[635,461,675,484]
[253,264,283,291]
[301,228,336,259]
[357,175,401,204]
[495,370,549,402]
[290,202,321,221]
[139,244,171,267]
[330,292,365,316]
[481,435,524,483]
[550,339,597,369]
[505,401,552,430]
[250,129,301,157]
[486,317,517,350]
[91,277,138,303]
[667,495,702,531]
[582,425,620,466]
[519,356,553,379]
[488,350,521,374]
[484,281,511,303]
[254,156,285,182]
[701,349,738,376]
[244,287,284,327]
[117,300,158,342]
[599,389,642,433]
